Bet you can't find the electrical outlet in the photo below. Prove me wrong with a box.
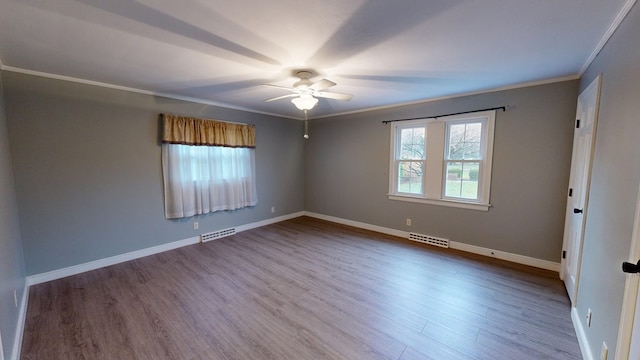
[13,290,18,307]
[600,341,608,360]
[271,206,275,213]
[193,221,199,230]
[587,308,592,327]
[406,218,412,226]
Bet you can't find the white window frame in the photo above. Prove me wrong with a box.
[388,110,495,211]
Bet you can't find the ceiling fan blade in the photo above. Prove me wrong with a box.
[314,91,353,101]
[263,83,294,91]
[264,94,297,102]
[310,79,336,91]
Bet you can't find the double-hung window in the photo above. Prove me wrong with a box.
[389,110,495,210]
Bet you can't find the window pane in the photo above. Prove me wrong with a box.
[400,128,414,147]
[412,144,424,159]
[445,162,479,200]
[412,128,425,144]
[464,122,482,159]
[448,122,483,160]
[399,127,425,160]
[466,123,482,140]
[463,142,481,159]
[398,161,423,194]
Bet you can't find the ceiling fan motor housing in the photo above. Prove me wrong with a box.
[293,71,314,90]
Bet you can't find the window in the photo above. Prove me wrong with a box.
[162,144,257,219]
[161,114,257,219]
[389,110,495,210]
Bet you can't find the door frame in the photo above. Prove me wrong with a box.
[615,182,640,359]
[560,74,601,305]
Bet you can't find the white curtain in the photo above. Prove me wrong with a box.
[162,144,257,219]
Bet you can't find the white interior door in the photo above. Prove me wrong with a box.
[561,75,601,304]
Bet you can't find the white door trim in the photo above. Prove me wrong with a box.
[560,74,601,305]
[615,182,640,359]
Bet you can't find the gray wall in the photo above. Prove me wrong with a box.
[574,4,640,358]
[4,71,305,275]
[0,71,27,359]
[305,80,578,262]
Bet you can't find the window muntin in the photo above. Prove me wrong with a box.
[389,111,495,210]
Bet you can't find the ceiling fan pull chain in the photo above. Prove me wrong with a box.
[304,110,310,139]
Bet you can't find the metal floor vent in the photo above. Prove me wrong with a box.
[408,232,449,248]
[201,228,236,243]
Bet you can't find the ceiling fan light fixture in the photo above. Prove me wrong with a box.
[292,95,318,110]
[263,69,352,111]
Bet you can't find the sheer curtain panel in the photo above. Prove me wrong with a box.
[161,114,257,219]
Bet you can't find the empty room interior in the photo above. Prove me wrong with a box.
[1,1,640,359]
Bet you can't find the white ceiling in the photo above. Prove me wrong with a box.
[0,0,632,119]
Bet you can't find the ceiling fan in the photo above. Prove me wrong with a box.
[264,70,353,111]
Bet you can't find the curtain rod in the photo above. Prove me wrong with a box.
[160,113,253,126]
[381,105,510,124]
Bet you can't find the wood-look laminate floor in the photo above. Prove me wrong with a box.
[21,216,582,360]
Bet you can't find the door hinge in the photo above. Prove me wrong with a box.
[562,250,567,259]
[576,119,581,128]
[568,188,573,197]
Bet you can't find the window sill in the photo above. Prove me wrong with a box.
[388,194,491,211]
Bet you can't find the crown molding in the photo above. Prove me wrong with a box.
[0,65,580,122]
[0,65,300,120]
[579,0,637,75]
[311,74,580,119]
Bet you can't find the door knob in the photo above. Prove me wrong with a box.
[573,208,583,214]
[622,260,640,274]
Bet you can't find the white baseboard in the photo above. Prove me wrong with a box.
[9,279,28,360]
[303,211,560,272]
[26,212,308,286]
[26,236,200,286]
[572,307,594,360]
[26,211,560,285]
[449,241,560,272]
[236,211,305,232]
[303,212,408,238]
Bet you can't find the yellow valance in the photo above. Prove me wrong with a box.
[162,114,255,148]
